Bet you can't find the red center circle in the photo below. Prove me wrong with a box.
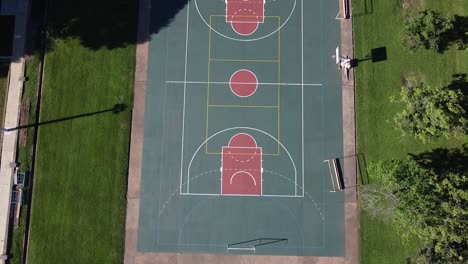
[229,69,258,97]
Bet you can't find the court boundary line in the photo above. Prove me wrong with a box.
[181,5,305,199]
[179,0,191,194]
[277,17,281,156]
[125,0,360,261]
[301,0,304,197]
[166,0,323,249]
[168,0,326,251]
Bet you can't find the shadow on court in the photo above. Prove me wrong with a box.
[4,103,127,132]
[150,0,190,35]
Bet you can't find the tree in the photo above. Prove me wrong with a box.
[391,77,467,143]
[367,149,468,263]
[391,159,468,263]
[360,161,401,221]
[403,10,454,52]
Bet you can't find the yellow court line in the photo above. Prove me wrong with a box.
[205,16,212,154]
[210,58,279,63]
[209,104,279,109]
[204,15,283,155]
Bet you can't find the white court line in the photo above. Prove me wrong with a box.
[301,0,304,197]
[229,171,257,185]
[166,80,322,86]
[179,193,304,198]
[227,247,256,251]
[179,3,190,193]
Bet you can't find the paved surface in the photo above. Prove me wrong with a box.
[0,0,31,262]
[124,0,358,262]
[341,0,359,263]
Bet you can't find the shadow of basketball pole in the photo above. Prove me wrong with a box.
[0,103,127,132]
[351,47,387,68]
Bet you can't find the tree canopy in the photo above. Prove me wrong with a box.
[403,10,454,52]
[364,147,468,263]
[391,77,467,143]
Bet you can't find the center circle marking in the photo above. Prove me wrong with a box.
[229,69,258,97]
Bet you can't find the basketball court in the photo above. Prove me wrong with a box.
[127,0,355,259]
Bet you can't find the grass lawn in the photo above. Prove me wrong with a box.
[7,56,40,264]
[26,1,137,263]
[360,210,420,264]
[354,0,468,162]
[353,0,468,263]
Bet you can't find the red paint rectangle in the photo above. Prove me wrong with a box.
[221,146,262,195]
[226,0,265,23]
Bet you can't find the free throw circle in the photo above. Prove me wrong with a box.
[230,8,260,36]
[231,22,259,36]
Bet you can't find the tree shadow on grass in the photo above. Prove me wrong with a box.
[16,0,190,60]
[0,63,9,78]
[409,144,468,175]
[440,15,468,52]
[45,0,189,51]
[445,73,468,119]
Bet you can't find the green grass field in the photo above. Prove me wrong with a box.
[353,0,468,262]
[354,0,468,162]
[26,1,137,263]
[359,210,420,264]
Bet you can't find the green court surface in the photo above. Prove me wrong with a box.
[138,0,345,256]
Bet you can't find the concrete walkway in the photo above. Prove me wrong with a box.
[0,0,31,262]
